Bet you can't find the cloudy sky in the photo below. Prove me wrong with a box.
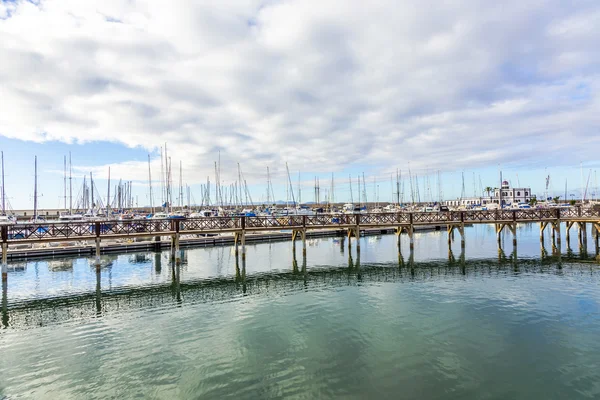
[1,0,599,209]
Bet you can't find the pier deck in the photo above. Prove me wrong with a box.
[1,208,599,278]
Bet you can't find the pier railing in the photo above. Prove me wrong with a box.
[2,208,600,243]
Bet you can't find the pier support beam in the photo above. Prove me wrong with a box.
[509,224,517,248]
[395,227,403,263]
[495,224,502,247]
[174,232,181,265]
[95,237,101,268]
[540,221,549,244]
[301,229,307,259]
[552,221,561,255]
[593,223,600,256]
[1,242,7,282]
[408,225,414,251]
[240,230,246,261]
[170,235,175,260]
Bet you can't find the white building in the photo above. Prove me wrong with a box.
[443,181,532,208]
[492,181,532,205]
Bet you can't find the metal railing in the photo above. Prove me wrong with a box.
[2,208,599,243]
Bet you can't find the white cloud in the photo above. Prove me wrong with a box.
[1,0,599,186]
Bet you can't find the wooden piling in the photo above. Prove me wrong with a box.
[95,237,101,267]
[1,242,7,282]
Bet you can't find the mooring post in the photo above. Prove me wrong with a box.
[292,241,298,273]
[459,212,466,249]
[174,220,181,265]
[396,227,402,261]
[1,242,7,282]
[95,237,101,267]
[301,229,307,258]
[234,232,239,257]
[170,235,175,260]
[355,214,361,253]
[241,216,247,261]
[1,226,7,282]
[409,213,414,251]
[594,223,600,255]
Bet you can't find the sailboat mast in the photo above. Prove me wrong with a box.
[1,151,5,215]
[69,152,72,214]
[357,175,361,207]
[266,167,271,205]
[107,167,111,218]
[160,146,164,208]
[90,172,94,212]
[63,155,67,211]
[285,162,296,207]
[408,164,414,205]
[33,156,38,220]
[148,154,154,214]
[179,161,183,211]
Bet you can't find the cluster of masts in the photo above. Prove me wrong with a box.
[2,145,600,222]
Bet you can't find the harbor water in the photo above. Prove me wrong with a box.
[1,224,599,399]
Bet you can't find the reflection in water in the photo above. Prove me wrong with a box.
[171,260,181,304]
[2,225,600,399]
[95,266,101,317]
[154,251,162,273]
[47,259,74,272]
[2,280,8,328]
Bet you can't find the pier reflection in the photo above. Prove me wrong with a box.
[2,280,8,328]
[1,254,595,330]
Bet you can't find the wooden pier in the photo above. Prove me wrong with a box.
[1,208,600,280]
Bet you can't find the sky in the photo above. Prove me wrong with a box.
[1,0,600,210]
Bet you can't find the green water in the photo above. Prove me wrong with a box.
[1,225,599,399]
